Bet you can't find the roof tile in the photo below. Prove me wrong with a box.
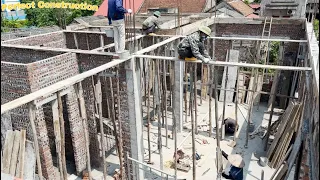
[227,1,254,16]
[139,0,207,13]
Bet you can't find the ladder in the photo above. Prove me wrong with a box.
[260,17,273,83]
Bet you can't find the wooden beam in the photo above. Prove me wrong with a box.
[28,103,43,180]
[9,130,21,176]
[16,130,26,179]
[2,130,14,174]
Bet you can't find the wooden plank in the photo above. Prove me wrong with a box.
[9,131,21,176]
[16,130,26,179]
[253,74,263,105]
[267,102,295,158]
[28,103,43,180]
[2,130,14,174]
[246,76,255,104]
[74,82,92,180]
[274,163,288,180]
[52,99,64,179]
[219,50,240,102]
[238,73,245,103]
[23,141,36,180]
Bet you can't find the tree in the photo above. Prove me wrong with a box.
[244,0,250,5]
[314,19,319,40]
[21,0,103,28]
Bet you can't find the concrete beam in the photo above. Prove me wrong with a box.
[125,58,145,180]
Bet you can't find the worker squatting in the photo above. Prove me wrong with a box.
[1,1,98,12]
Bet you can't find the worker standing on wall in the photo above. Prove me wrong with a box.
[221,150,245,180]
[177,26,213,63]
[142,11,162,35]
[108,0,132,53]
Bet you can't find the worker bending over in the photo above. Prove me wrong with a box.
[108,0,132,53]
[177,26,213,63]
[142,11,162,35]
[224,118,238,134]
[221,150,245,180]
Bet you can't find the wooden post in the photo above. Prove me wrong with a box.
[57,92,67,179]
[147,60,153,163]
[233,66,240,142]
[155,60,164,173]
[9,130,21,176]
[200,64,204,105]
[184,62,188,122]
[264,70,280,151]
[74,83,92,180]
[108,77,124,174]
[208,66,213,137]
[194,64,198,134]
[95,76,107,179]
[51,99,64,179]
[172,60,178,180]
[163,60,169,147]
[28,103,43,180]
[189,64,196,180]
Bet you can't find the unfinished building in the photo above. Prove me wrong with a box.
[1,14,319,180]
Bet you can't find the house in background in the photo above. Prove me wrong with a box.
[249,3,261,15]
[1,0,26,20]
[260,0,308,18]
[207,0,259,18]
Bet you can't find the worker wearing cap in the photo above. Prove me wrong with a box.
[142,11,162,35]
[108,0,132,53]
[224,118,238,134]
[177,26,213,63]
[221,150,245,180]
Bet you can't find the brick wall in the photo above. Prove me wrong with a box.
[64,32,113,50]
[1,47,63,64]
[2,31,66,48]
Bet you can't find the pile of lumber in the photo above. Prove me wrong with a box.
[267,101,302,168]
[1,130,36,180]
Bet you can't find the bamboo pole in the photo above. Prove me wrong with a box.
[57,92,67,179]
[28,103,43,180]
[95,76,107,179]
[194,64,198,135]
[200,64,204,105]
[221,50,230,140]
[147,60,153,163]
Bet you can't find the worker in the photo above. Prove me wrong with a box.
[224,118,238,134]
[142,11,162,35]
[177,26,213,63]
[107,0,132,53]
[221,150,245,180]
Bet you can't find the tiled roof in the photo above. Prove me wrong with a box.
[249,4,261,9]
[246,13,259,18]
[227,1,254,16]
[94,0,144,16]
[138,0,207,13]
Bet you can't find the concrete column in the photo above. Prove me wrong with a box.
[174,40,183,133]
[125,57,145,180]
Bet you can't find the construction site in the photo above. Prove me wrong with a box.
[1,0,319,180]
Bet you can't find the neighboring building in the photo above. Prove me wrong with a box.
[208,0,259,18]
[249,3,261,15]
[94,0,144,16]
[260,0,308,18]
[1,0,26,20]
[306,0,319,21]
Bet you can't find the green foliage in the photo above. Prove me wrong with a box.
[1,16,29,32]
[266,42,280,73]
[244,0,250,5]
[253,0,261,3]
[21,0,103,28]
[313,19,319,40]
